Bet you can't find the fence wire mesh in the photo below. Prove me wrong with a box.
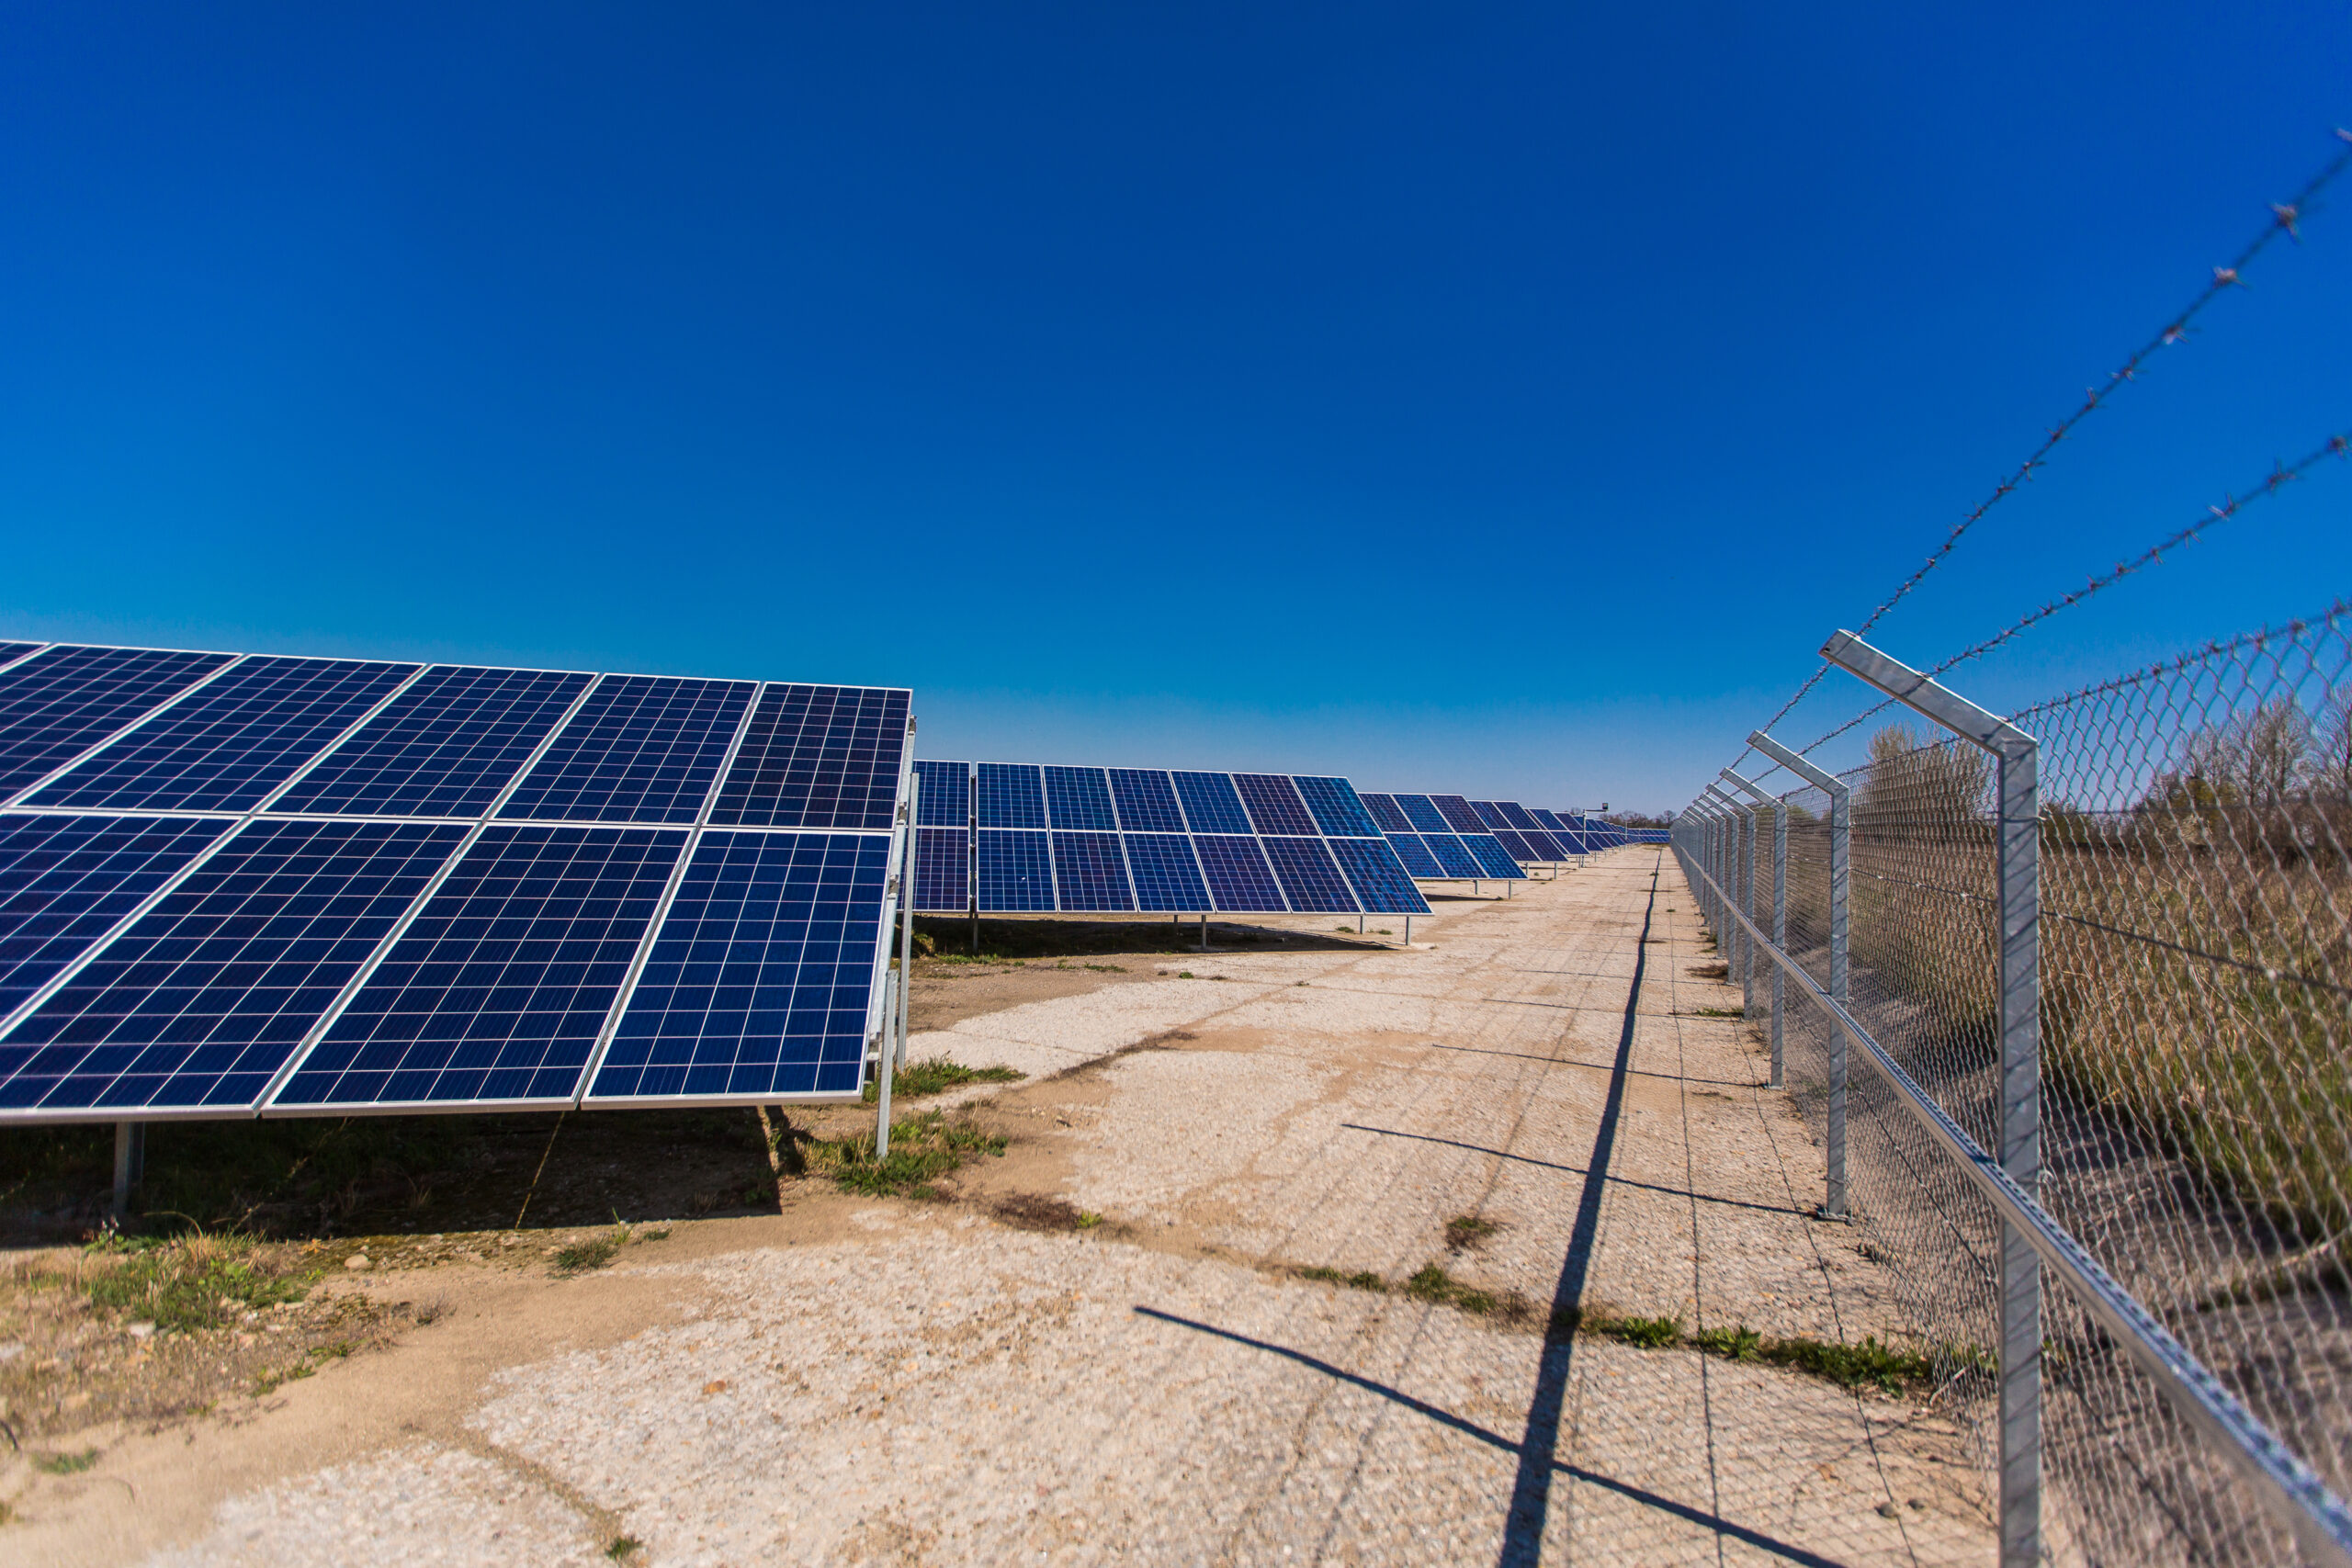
[1676,603,2352,1565]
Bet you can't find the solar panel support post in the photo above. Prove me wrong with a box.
[1748,728,1851,1218]
[1822,628,2041,1568]
[1198,913,1208,951]
[111,1122,143,1221]
[897,774,918,1075]
[1719,767,1785,1090]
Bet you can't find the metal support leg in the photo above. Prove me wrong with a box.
[1404,916,1411,944]
[1199,913,1208,951]
[111,1122,143,1222]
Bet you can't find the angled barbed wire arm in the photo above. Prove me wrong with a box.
[1749,730,1852,1216]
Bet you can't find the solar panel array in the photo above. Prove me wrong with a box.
[1357,793,1537,879]
[910,763,1429,917]
[0,642,911,1122]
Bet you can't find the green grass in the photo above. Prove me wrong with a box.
[1401,1264,1532,1322]
[606,1536,643,1560]
[84,1232,322,1332]
[809,1111,1009,1198]
[1691,1324,1764,1359]
[1678,1006,1745,1019]
[1296,1266,1388,1293]
[32,1450,99,1475]
[862,1057,1027,1103]
[1443,1215,1499,1252]
[551,1226,629,1273]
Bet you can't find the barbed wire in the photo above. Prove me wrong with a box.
[2007,593,2352,719]
[1733,129,2352,773]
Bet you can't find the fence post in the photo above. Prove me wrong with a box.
[1748,730,1850,1218]
[1720,767,1785,1089]
[1823,629,2040,1568]
[1699,788,1736,973]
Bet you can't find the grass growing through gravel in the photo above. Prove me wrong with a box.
[862,1057,1026,1103]
[1295,1266,1388,1292]
[1443,1215,1499,1252]
[32,1450,98,1475]
[83,1231,322,1332]
[1578,1309,1938,1393]
[808,1111,1009,1198]
[552,1226,629,1273]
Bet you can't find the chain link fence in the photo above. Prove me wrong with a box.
[1675,604,2352,1566]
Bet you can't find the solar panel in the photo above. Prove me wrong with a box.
[0,819,469,1113]
[1468,800,1514,832]
[975,762,1046,829]
[0,815,232,1015]
[0,646,238,801]
[1518,829,1572,860]
[0,643,42,672]
[1490,829,1542,862]
[1327,839,1430,915]
[1192,834,1285,911]
[1383,831,1444,879]
[1043,766,1117,830]
[1261,837,1356,912]
[499,676,754,824]
[1357,792,1416,834]
[1460,833,1527,879]
[1233,773,1317,837]
[1170,771,1251,835]
[912,760,970,827]
[1430,795,1487,834]
[1497,802,1544,832]
[272,666,593,818]
[708,684,910,829]
[272,825,686,1110]
[1292,776,1385,839]
[1393,794,1451,833]
[1107,769,1185,832]
[1122,833,1211,910]
[1420,832,1483,878]
[974,828,1054,910]
[1050,830,1132,910]
[913,826,968,912]
[22,656,417,814]
[584,831,888,1103]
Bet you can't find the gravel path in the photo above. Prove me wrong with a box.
[142,852,1993,1565]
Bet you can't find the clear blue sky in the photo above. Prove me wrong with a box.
[3,4,2346,812]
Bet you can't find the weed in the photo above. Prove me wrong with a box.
[607,1536,643,1560]
[1679,1006,1745,1019]
[552,1226,628,1273]
[33,1450,98,1475]
[1082,963,1125,973]
[863,1057,1026,1103]
[1295,1266,1388,1293]
[809,1111,1007,1198]
[1335,925,1353,933]
[1599,1314,1686,1348]
[1758,1334,1931,1393]
[1077,1212,1102,1229]
[639,1225,672,1242]
[1691,1324,1763,1359]
[990,1193,1087,1232]
[1176,971,1194,979]
[84,1231,320,1332]
[1375,929,1391,936]
[1443,1215,1499,1252]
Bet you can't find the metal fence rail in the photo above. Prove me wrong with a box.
[1672,609,2352,1568]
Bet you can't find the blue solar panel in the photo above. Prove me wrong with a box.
[912,827,968,912]
[500,676,754,824]
[0,643,41,671]
[0,646,237,801]
[0,819,469,1113]
[1170,772,1250,834]
[1490,829,1542,862]
[586,831,887,1102]
[1050,830,1132,910]
[1460,834,1528,879]
[0,815,233,1015]
[1497,802,1544,832]
[1107,768,1185,832]
[1192,834,1284,911]
[1358,792,1416,834]
[1293,776,1385,839]
[1469,801,1514,831]
[1530,807,1573,835]
[1421,833,1483,878]
[272,825,686,1109]
[1383,831,1444,879]
[1261,837,1358,912]
[1431,795,1487,833]
[912,760,970,826]
[974,763,1046,829]
[24,657,416,814]
[1328,839,1431,915]
[1394,794,1450,833]
[1233,774,1317,837]
[709,684,910,829]
[974,829,1054,910]
[272,666,592,818]
[1043,766,1116,830]
[1122,833,1211,910]
[1518,829,1571,859]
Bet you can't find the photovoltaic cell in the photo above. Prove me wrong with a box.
[272,666,592,818]
[25,656,418,814]
[1358,793,1415,834]
[587,831,887,1101]
[500,676,753,824]
[1043,766,1116,830]
[272,825,686,1109]
[1261,838,1357,912]
[1394,794,1451,833]
[975,829,1054,911]
[1470,801,1513,831]
[974,763,1046,829]
[0,819,469,1112]
[1192,835,1284,911]
[0,815,232,1014]
[0,646,237,800]
[1498,802,1544,832]
[1383,831,1444,879]
[1170,773,1250,835]
[912,827,968,912]
[1292,776,1385,839]
[1530,807,1573,834]
[1050,830,1131,910]
[1421,833,1483,878]
[1233,774,1316,837]
[709,684,910,829]
[1121,834,1210,910]
[912,761,969,826]
[1491,829,1541,862]
[1107,769,1185,833]
[0,643,40,671]
[1328,839,1430,915]
[1460,834,1526,879]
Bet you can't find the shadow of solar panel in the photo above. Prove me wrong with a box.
[0,646,237,801]
[1459,834,1527,879]
[1050,830,1131,910]
[0,815,232,1015]
[975,763,1046,829]
[1293,777,1384,839]
[1328,838,1431,915]
[272,824,686,1109]
[1043,766,1116,830]
[1170,772,1250,834]
[1192,834,1283,911]
[1107,769,1184,833]
[913,827,968,912]
[1261,837,1357,912]
[1358,792,1415,834]
[273,666,592,818]
[1382,831,1444,879]
[500,676,754,824]
[1430,795,1487,834]
[912,760,969,826]
[1393,794,1450,833]
[1420,833,1483,878]
[1233,774,1317,837]
[24,656,417,814]
[587,830,886,1102]
[1122,833,1210,910]
[975,828,1053,911]
[0,818,469,1113]
[710,684,909,829]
